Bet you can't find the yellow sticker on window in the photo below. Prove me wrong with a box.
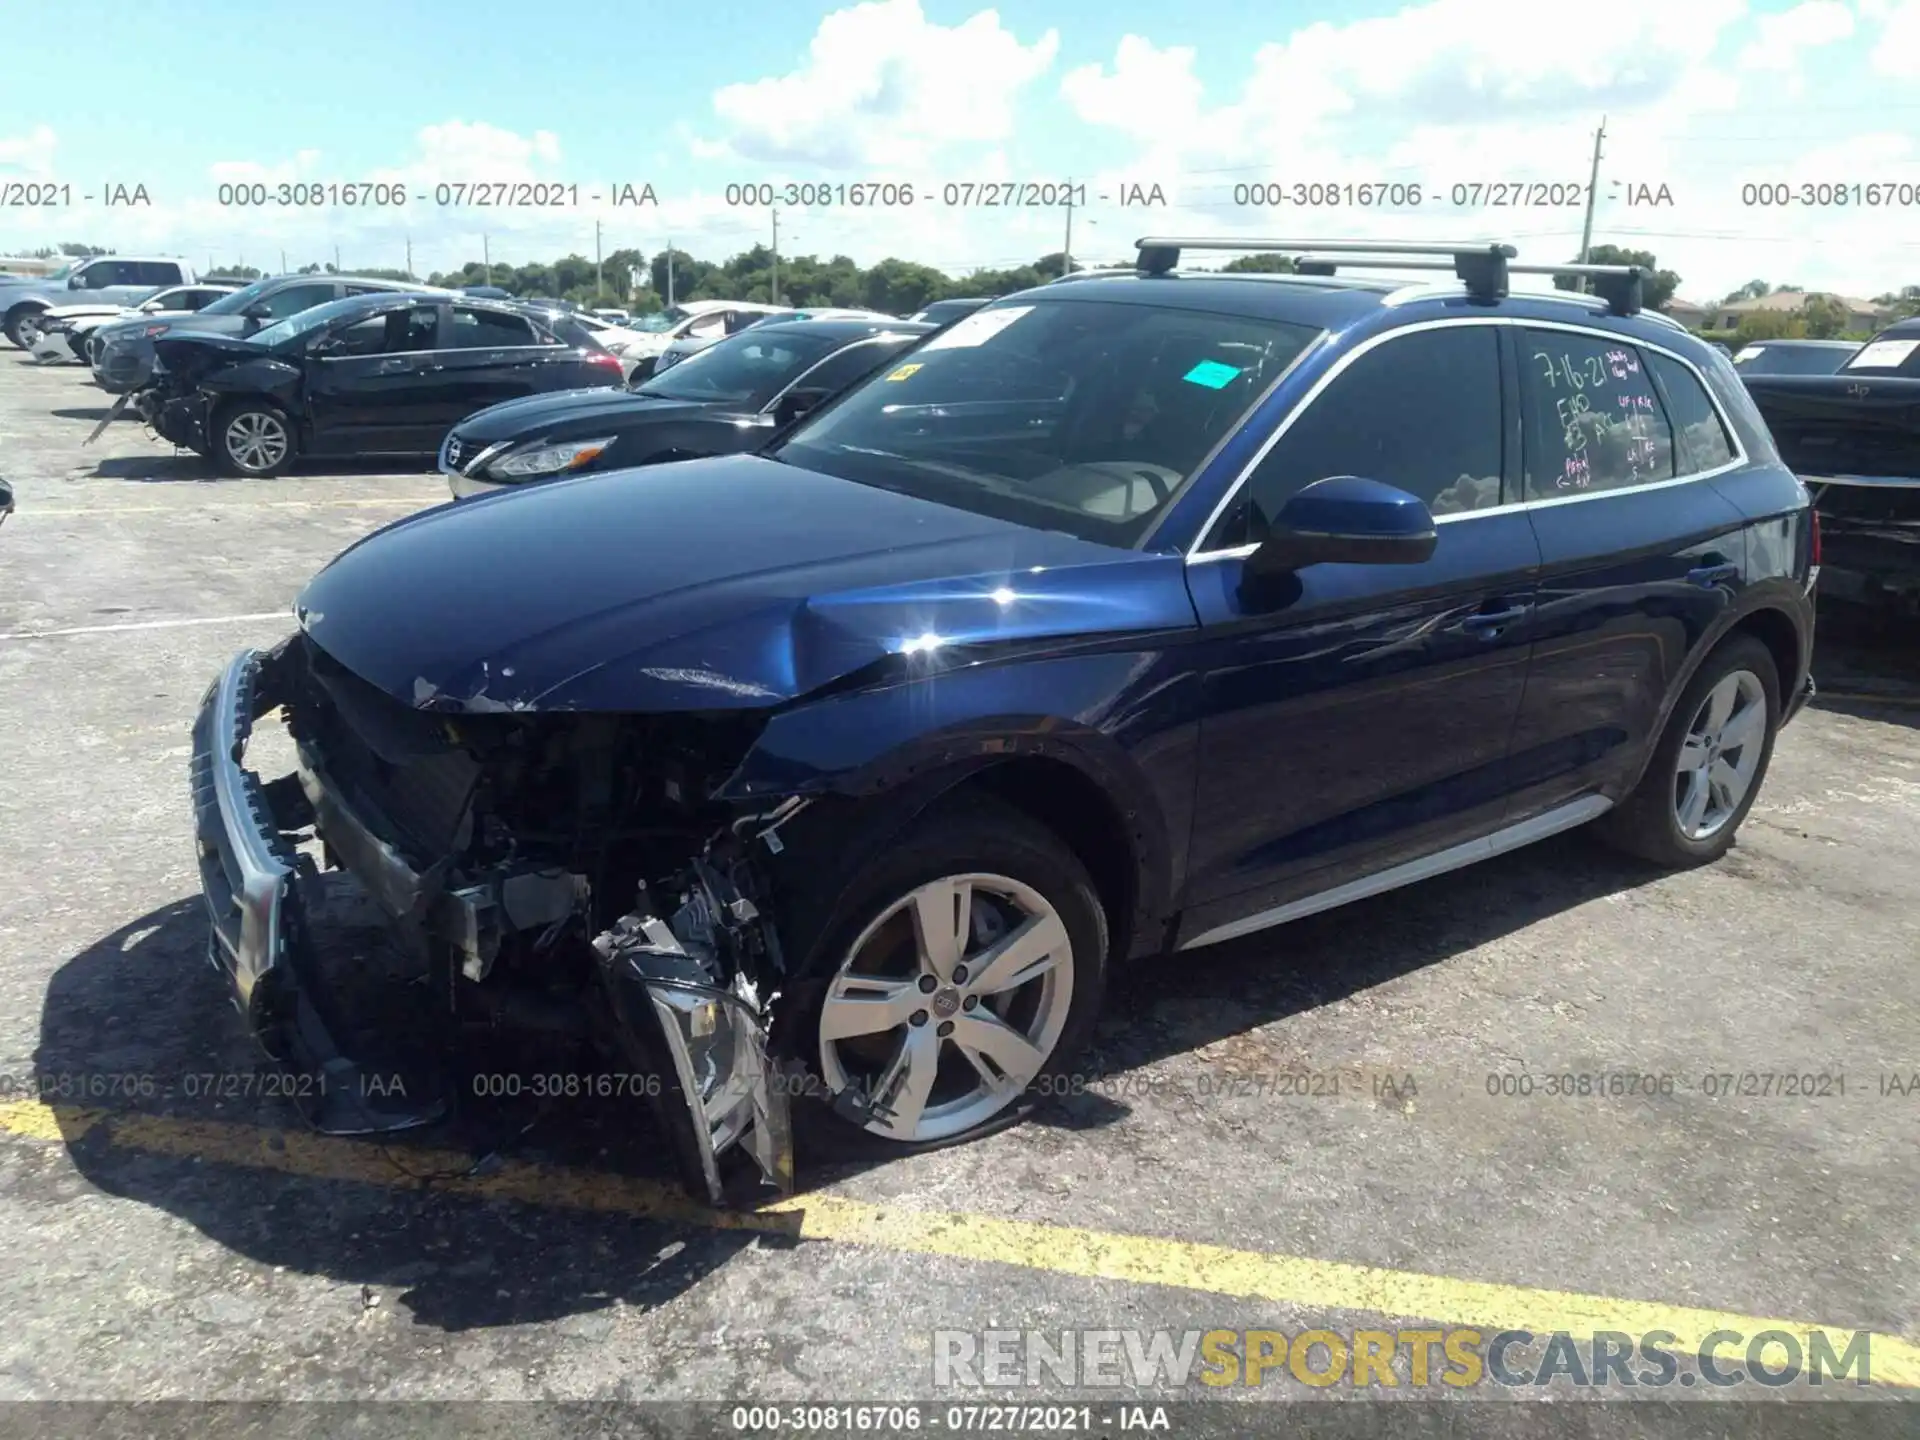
[886,363,923,382]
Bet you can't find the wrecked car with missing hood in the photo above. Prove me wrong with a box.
[189,243,1816,1203]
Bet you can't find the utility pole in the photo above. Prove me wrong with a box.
[279,249,286,275]
[1062,183,1073,276]
[666,238,675,306]
[1576,115,1607,288]
[770,208,781,305]
[333,244,341,274]
[594,218,603,303]
[405,234,412,279]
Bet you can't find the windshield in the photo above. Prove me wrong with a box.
[774,299,1320,545]
[634,306,694,333]
[198,277,278,315]
[250,296,382,346]
[1732,344,1854,376]
[635,328,847,407]
[42,262,76,282]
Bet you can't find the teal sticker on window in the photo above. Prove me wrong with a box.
[1183,360,1241,389]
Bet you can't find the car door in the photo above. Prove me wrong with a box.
[303,304,446,453]
[1179,321,1544,947]
[72,259,149,306]
[428,305,561,424]
[1502,325,1752,816]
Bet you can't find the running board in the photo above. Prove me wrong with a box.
[1178,795,1613,951]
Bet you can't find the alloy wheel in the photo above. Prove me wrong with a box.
[1673,668,1767,840]
[15,313,42,348]
[225,411,289,473]
[818,872,1074,1142]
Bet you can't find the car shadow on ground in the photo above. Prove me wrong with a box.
[81,453,438,482]
[49,404,121,422]
[1810,604,1920,731]
[34,897,785,1333]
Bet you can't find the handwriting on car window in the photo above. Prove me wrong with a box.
[1532,344,1669,491]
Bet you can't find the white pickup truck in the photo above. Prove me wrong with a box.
[1,256,199,349]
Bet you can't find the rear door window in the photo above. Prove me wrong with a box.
[1519,330,1675,499]
[447,306,539,348]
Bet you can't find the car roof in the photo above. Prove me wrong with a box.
[745,318,935,342]
[1004,271,1396,330]
[261,273,438,292]
[1876,317,1920,339]
[1742,338,1860,348]
[310,290,524,320]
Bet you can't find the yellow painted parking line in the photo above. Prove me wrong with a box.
[3,1098,1915,1385]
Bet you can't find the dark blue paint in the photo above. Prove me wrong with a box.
[294,275,1815,953]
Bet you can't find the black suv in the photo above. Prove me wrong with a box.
[91,274,441,392]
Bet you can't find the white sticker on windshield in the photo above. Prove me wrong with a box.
[1845,338,1919,369]
[1732,346,1764,363]
[919,305,1034,352]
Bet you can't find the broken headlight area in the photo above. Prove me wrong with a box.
[191,631,803,1205]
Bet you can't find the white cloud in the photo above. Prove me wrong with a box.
[1060,37,1203,143]
[702,0,1060,169]
[0,125,57,174]
[1736,1,1854,89]
[1871,0,1920,73]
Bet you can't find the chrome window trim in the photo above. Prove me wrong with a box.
[1185,314,1751,563]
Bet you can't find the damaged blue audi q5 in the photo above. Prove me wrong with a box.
[190,238,1816,1203]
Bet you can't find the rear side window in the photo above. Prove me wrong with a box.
[448,307,538,348]
[134,261,184,285]
[1647,352,1736,475]
[1520,331,1674,499]
[1232,324,1505,542]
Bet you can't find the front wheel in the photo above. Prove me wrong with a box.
[782,798,1109,1152]
[1594,634,1781,868]
[213,402,295,478]
[5,306,45,350]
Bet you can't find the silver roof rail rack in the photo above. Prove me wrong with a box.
[1135,236,1517,303]
[1133,237,1649,317]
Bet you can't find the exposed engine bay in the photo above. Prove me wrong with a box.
[196,629,812,1205]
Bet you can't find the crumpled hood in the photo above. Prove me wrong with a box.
[449,388,712,444]
[296,453,1194,713]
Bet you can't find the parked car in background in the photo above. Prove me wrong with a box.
[3,256,199,349]
[189,237,1813,1202]
[0,476,12,527]
[612,300,789,381]
[1740,317,1920,613]
[906,296,992,326]
[123,291,624,477]
[1730,339,1858,376]
[31,283,238,364]
[459,285,514,299]
[91,274,442,393]
[650,307,896,374]
[440,318,932,496]
[591,308,631,323]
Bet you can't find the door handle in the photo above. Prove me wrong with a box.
[377,358,408,373]
[1686,562,1740,588]
[1460,604,1530,634]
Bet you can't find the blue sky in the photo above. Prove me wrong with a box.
[4,0,1919,302]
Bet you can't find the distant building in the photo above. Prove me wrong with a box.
[1663,297,1710,326]
[0,255,65,277]
[1712,290,1888,332]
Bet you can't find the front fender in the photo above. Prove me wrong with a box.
[716,647,1203,939]
[201,359,304,409]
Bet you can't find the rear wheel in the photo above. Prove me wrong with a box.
[1594,635,1780,868]
[214,402,295,478]
[781,797,1108,1153]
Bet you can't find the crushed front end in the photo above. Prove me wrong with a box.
[189,632,795,1203]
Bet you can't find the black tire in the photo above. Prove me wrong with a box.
[4,306,44,351]
[774,795,1110,1158]
[212,401,296,478]
[1593,634,1781,868]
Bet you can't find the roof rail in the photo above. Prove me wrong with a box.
[1136,236,1517,303]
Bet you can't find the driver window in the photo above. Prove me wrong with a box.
[1222,325,1505,547]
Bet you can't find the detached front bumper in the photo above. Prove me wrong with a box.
[189,645,792,1202]
[190,646,444,1133]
